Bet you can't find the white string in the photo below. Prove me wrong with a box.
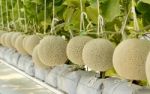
[17,0,21,23]
[6,0,10,31]
[50,0,56,35]
[79,0,92,35]
[97,0,104,37]
[132,0,139,31]
[66,7,74,38]
[11,0,16,30]
[98,15,104,36]
[22,0,27,33]
[80,0,86,33]
[35,3,38,33]
[0,0,4,30]
[120,10,130,40]
[44,0,46,34]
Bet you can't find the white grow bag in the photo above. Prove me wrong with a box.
[18,55,35,77]
[76,73,105,94]
[34,65,51,81]
[11,51,21,67]
[45,64,75,88]
[0,46,7,59]
[57,70,96,94]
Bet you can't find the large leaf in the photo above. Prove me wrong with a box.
[136,1,150,14]
[141,0,150,4]
[86,4,98,24]
[101,0,120,22]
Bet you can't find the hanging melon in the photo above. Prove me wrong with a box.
[15,35,28,55]
[23,35,41,55]
[113,39,150,80]
[3,33,9,47]
[0,32,6,45]
[37,36,68,66]
[0,33,5,46]
[32,45,49,68]
[11,32,22,48]
[146,52,150,84]
[5,32,14,48]
[82,39,114,71]
[66,36,93,65]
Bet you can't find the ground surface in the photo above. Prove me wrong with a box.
[0,63,55,94]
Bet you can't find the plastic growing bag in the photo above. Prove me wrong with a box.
[34,65,51,81]
[57,70,96,94]
[45,64,75,88]
[76,72,104,94]
[18,55,30,71]
[11,52,21,67]
[23,56,35,76]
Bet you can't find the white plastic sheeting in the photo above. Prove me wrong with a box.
[18,55,35,76]
[0,46,7,59]
[45,65,75,88]
[0,46,150,94]
[34,65,51,81]
[57,70,96,94]
[76,73,104,94]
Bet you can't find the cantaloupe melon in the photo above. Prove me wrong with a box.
[0,33,5,46]
[23,35,41,55]
[5,32,14,48]
[66,36,93,65]
[0,31,6,45]
[37,36,68,66]
[15,35,28,55]
[146,52,150,84]
[113,39,150,80]
[11,32,22,48]
[3,33,9,47]
[32,45,49,68]
[82,39,114,71]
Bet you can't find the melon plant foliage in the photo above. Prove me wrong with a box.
[0,0,150,83]
[0,0,149,39]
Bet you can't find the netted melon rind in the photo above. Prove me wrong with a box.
[146,52,150,84]
[3,33,9,47]
[113,39,150,80]
[5,32,14,48]
[15,35,28,55]
[67,36,93,65]
[24,35,41,55]
[32,45,49,68]
[38,36,68,66]
[0,32,7,45]
[11,32,22,48]
[82,38,114,71]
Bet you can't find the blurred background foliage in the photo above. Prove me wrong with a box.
[0,0,150,44]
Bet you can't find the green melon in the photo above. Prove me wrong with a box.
[15,35,28,55]
[66,36,93,65]
[38,36,68,66]
[3,33,9,47]
[113,39,150,80]
[146,52,150,84]
[82,38,114,71]
[23,35,41,55]
[5,32,14,48]
[0,32,7,45]
[11,32,22,48]
[32,45,49,68]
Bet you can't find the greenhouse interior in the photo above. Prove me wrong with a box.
[0,0,150,94]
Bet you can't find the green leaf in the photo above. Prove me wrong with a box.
[86,5,98,24]
[143,11,150,26]
[141,0,150,4]
[136,1,150,14]
[101,0,120,22]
